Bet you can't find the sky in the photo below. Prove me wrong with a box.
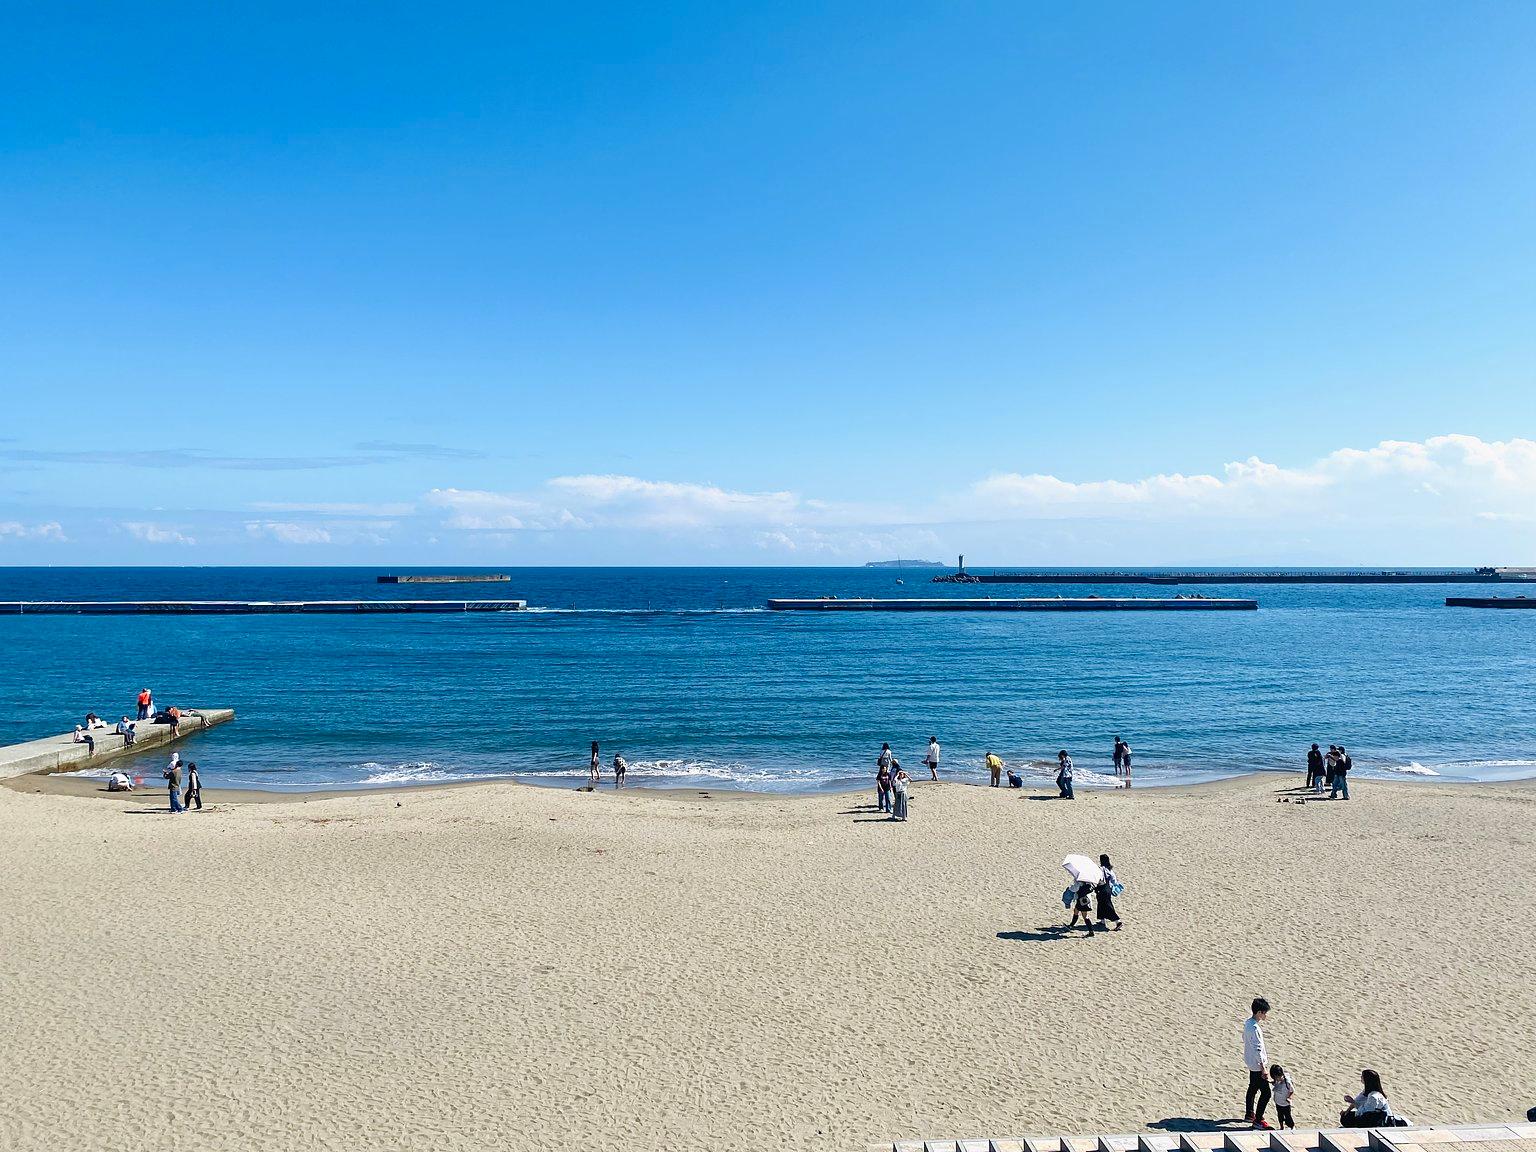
[3,1,1535,565]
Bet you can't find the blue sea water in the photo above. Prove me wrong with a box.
[2,567,1533,793]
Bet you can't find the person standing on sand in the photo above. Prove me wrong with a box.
[183,762,202,811]
[985,751,1003,787]
[612,753,627,789]
[1330,746,1352,800]
[1120,741,1132,786]
[1113,737,1125,776]
[1243,997,1273,1130]
[892,762,910,821]
[164,755,184,814]
[925,736,941,781]
[1306,743,1324,791]
[875,742,893,810]
[588,742,600,789]
[1324,745,1339,791]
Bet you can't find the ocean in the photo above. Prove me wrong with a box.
[2,567,1533,793]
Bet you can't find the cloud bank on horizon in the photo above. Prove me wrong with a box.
[0,434,1532,564]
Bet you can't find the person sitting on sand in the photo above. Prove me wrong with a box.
[1056,750,1075,799]
[1243,997,1273,1129]
[985,750,1003,787]
[107,770,134,793]
[891,761,910,821]
[1341,1068,1399,1127]
[1094,853,1123,931]
[1006,769,1023,788]
[612,753,627,789]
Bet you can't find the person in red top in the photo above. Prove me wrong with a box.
[136,688,152,721]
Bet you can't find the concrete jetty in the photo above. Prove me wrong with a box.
[933,567,1535,585]
[1446,596,1536,609]
[0,600,526,615]
[377,574,511,584]
[767,597,1257,612]
[0,708,235,780]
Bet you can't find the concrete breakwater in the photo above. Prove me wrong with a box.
[0,709,235,780]
[377,574,511,584]
[766,597,1258,611]
[0,600,527,614]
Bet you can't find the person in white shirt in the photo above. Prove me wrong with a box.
[924,737,940,780]
[1243,997,1273,1129]
[891,763,910,821]
[1270,1064,1296,1129]
[107,771,134,793]
[1341,1068,1396,1128]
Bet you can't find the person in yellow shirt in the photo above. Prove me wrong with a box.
[984,751,1004,787]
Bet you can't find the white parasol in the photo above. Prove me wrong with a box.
[1062,854,1104,886]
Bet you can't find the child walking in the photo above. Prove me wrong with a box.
[1271,1065,1296,1129]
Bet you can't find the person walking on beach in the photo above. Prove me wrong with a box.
[1067,881,1096,934]
[183,762,202,811]
[137,688,152,721]
[612,752,627,788]
[1056,750,1075,799]
[1094,853,1123,931]
[588,741,601,789]
[164,754,184,814]
[1271,1065,1296,1129]
[1330,746,1352,800]
[925,736,941,781]
[1243,997,1273,1129]
[1306,743,1324,791]
[985,750,1003,787]
[892,762,910,821]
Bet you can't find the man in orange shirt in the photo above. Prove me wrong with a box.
[136,688,152,720]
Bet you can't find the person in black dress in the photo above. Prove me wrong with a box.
[1094,853,1123,931]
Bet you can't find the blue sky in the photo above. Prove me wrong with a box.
[3,2,1535,563]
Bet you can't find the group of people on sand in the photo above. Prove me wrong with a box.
[1242,996,1406,1131]
[1063,853,1123,934]
[1304,743,1355,799]
[150,752,202,812]
[874,743,913,819]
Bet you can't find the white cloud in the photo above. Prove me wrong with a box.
[0,520,66,541]
[972,435,1536,523]
[121,521,193,545]
[244,521,333,545]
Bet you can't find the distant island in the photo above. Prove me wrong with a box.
[864,559,947,568]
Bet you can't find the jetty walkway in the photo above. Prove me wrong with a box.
[0,600,526,615]
[767,597,1257,612]
[0,709,235,779]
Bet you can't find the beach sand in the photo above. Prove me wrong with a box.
[1,773,1532,1151]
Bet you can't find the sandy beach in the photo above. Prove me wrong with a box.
[2,772,1532,1151]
